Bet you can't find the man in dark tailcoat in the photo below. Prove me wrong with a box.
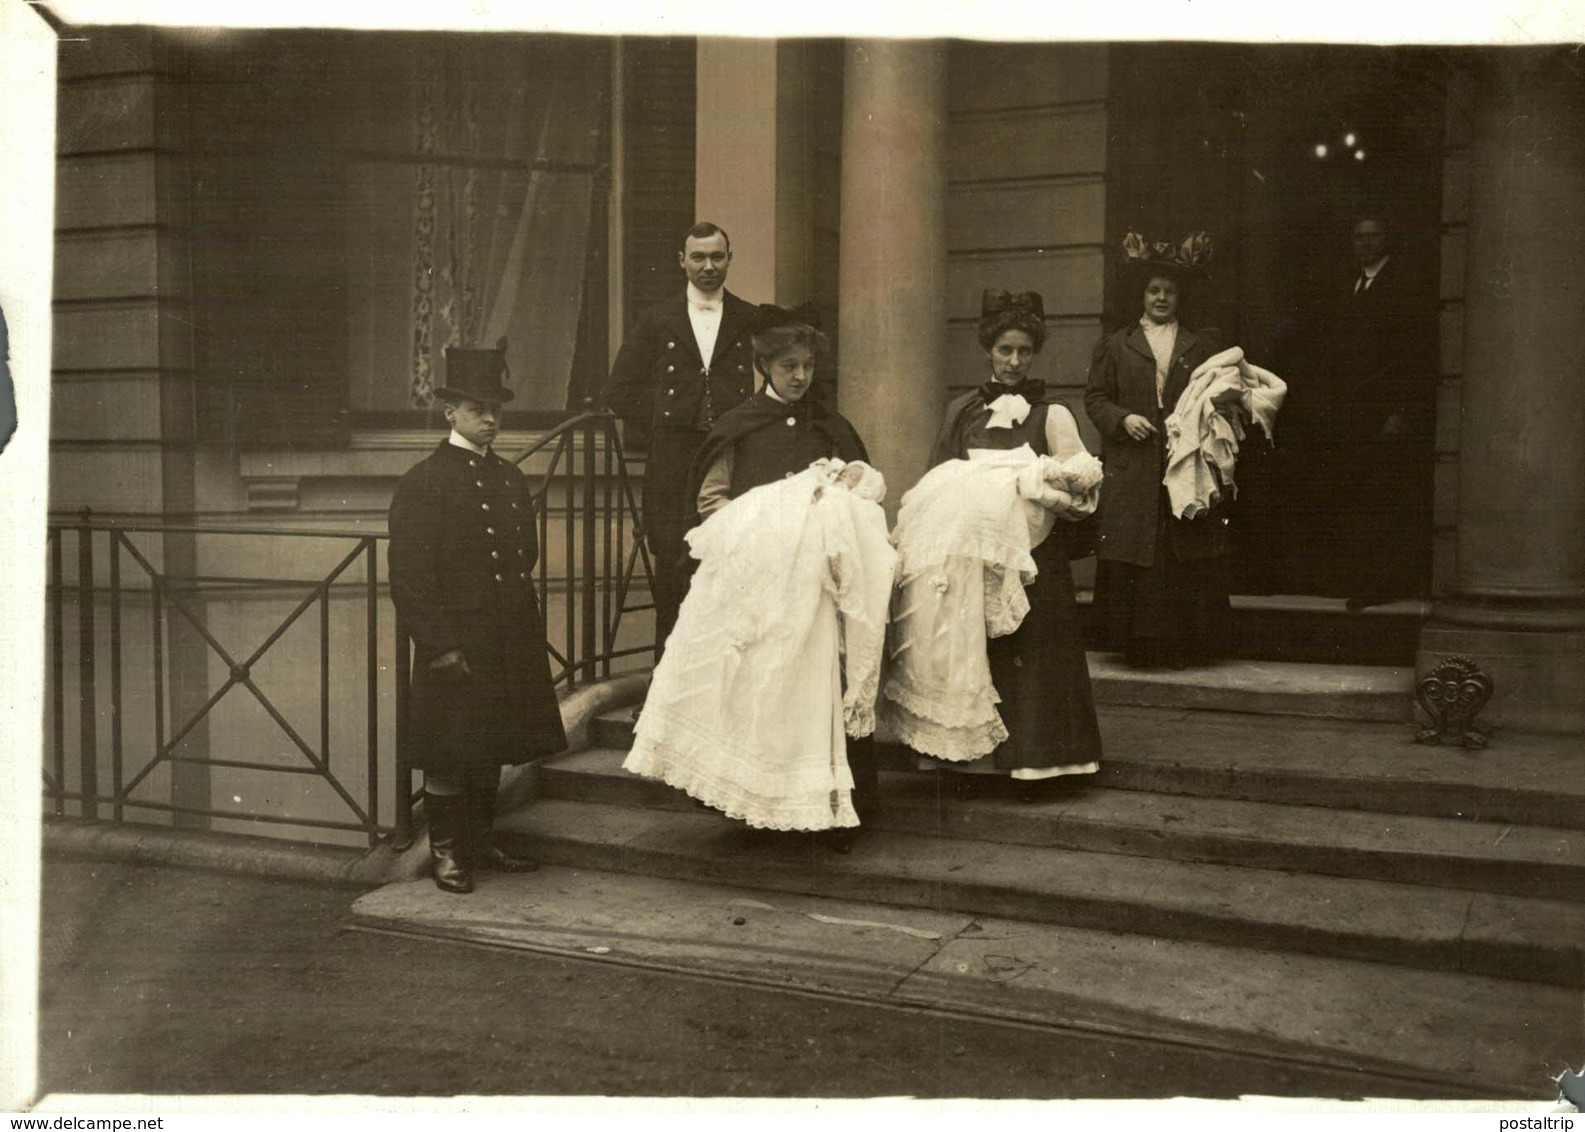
[604,221,758,655]
[389,340,567,894]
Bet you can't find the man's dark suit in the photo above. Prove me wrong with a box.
[605,290,758,650]
[1293,258,1436,601]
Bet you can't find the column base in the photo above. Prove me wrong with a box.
[1417,620,1585,734]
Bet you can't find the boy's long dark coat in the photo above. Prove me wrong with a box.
[388,440,566,771]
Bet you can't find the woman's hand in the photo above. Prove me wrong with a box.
[1122,414,1158,442]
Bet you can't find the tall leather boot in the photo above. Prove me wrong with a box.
[426,793,474,894]
[466,787,538,873]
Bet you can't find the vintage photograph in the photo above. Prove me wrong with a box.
[4,0,1584,1112]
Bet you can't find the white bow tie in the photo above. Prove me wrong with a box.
[985,393,1032,430]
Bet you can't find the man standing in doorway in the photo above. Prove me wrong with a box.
[389,340,567,894]
[605,222,758,655]
[1297,216,1436,607]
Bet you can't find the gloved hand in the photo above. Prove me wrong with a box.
[428,649,472,683]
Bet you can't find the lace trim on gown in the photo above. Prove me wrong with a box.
[623,459,895,830]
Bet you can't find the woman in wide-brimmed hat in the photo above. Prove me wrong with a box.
[1084,231,1237,669]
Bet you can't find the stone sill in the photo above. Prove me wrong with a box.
[240,429,639,512]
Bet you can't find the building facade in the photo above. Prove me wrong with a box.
[46,32,1585,841]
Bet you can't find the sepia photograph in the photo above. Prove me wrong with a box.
[3,0,1583,1115]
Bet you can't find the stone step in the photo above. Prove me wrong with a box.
[1220,594,1427,666]
[595,656,1416,733]
[1088,706,1585,832]
[537,749,1585,904]
[351,866,1576,1097]
[591,704,1585,831]
[1085,655,1416,721]
[495,798,1585,987]
[1075,592,1428,667]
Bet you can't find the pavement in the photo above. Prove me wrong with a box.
[33,857,1482,1102]
[31,670,1585,1104]
[352,862,1580,1099]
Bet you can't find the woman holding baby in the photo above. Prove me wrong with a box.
[882,289,1105,802]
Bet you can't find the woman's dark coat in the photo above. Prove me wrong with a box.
[1083,324,1226,568]
[388,440,567,771]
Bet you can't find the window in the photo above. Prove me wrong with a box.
[190,31,610,448]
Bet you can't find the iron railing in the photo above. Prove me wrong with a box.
[44,520,387,845]
[46,410,654,848]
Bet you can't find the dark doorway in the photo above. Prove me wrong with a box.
[1106,45,1445,608]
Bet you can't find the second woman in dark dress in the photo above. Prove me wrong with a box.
[885,289,1103,801]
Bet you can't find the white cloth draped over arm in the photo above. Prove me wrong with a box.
[1163,345,1287,519]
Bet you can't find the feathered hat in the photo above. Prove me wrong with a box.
[1121,230,1214,281]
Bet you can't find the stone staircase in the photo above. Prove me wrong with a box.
[499,688,1585,990]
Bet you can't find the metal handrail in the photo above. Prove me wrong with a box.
[44,412,656,848]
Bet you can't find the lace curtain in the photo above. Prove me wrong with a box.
[346,37,602,411]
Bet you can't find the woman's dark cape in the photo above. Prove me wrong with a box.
[685,389,869,513]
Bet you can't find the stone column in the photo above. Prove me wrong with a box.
[1418,49,1585,733]
[837,40,948,514]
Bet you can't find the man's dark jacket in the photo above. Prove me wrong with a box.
[605,290,758,442]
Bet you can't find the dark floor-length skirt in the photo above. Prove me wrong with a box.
[1095,490,1233,669]
[983,521,1103,771]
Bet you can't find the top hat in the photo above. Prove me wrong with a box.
[980,289,1046,321]
[1121,230,1214,281]
[435,337,514,404]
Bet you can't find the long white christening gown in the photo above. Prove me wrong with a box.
[623,459,896,831]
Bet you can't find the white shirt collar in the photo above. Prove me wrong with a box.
[687,282,724,310]
[1361,255,1389,280]
[448,430,489,457]
[764,384,791,405]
